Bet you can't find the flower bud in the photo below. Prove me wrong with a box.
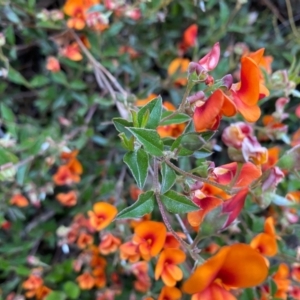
[220,74,233,90]
[198,42,220,71]
[277,144,300,171]
[186,91,205,104]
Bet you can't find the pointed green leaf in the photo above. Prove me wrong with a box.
[45,291,66,300]
[117,191,154,219]
[160,112,190,126]
[127,127,164,156]
[124,149,149,188]
[113,117,133,138]
[160,190,198,213]
[119,133,134,151]
[131,110,139,127]
[140,109,150,128]
[160,162,176,194]
[137,96,162,129]
[7,67,30,87]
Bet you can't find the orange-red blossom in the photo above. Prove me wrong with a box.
[88,202,117,231]
[250,216,278,257]
[182,243,268,299]
[193,48,269,132]
[132,221,167,261]
[155,248,186,287]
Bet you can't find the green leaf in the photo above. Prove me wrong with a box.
[51,71,68,86]
[7,67,30,87]
[119,133,134,151]
[127,128,164,157]
[160,112,190,126]
[0,148,18,165]
[3,6,20,23]
[63,282,80,299]
[201,206,228,236]
[113,117,133,138]
[30,75,50,88]
[160,190,198,213]
[131,110,139,127]
[0,103,15,122]
[160,162,176,194]
[137,96,162,129]
[124,149,149,188]
[269,278,277,296]
[140,109,150,128]
[69,80,87,90]
[45,291,66,300]
[117,191,154,219]
[171,131,215,156]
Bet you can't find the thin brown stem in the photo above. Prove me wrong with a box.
[164,159,238,195]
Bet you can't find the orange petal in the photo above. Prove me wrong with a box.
[165,264,183,281]
[161,271,176,287]
[192,282,237,300]
[246,48,265,65]
[218,243,268,287]
[193,89,224,132]
[237,57,260,106]
[183,246,229,294]
[158,286,182,300]
[221,92,237,117]
[264,217,276,236]
[250,233,277,257]
[134,221,167,257]
[233,91,261,122]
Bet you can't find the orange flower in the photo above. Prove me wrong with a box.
[120,241,140,263]
[133,221,167,261]
[204,242,220,255]
[167,58,190,86]
[182,243,268,296]
[250,216,278,257]
[56,191,77,206]
[129,184,143,201]
[88,202,117,231]
[46,56,60,72]
[53,165,80,185]
[93,267,107,288]
[272,263,290,299]
[212,162,262,188]
[60,42,83,61]
[63,0,99,30]
[22,275,43,298]
[193,89,236,132]
[164,232,185,249]
[155,248,186,286]
[228,51,269,122]
[36,285,52,300]
[262,146,280,170]
[179,24,198,52]
[158,286,182,300]
[76,272,95,290]
[99,233,121,255]
[157,102,186,138]
[10,194,29,207]
[77,232,94,249]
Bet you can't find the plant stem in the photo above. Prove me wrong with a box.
[164,159,238,195]
[153,159,189,248]
[160,78,195,124]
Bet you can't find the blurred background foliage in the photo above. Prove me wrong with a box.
[0,0,300,299]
